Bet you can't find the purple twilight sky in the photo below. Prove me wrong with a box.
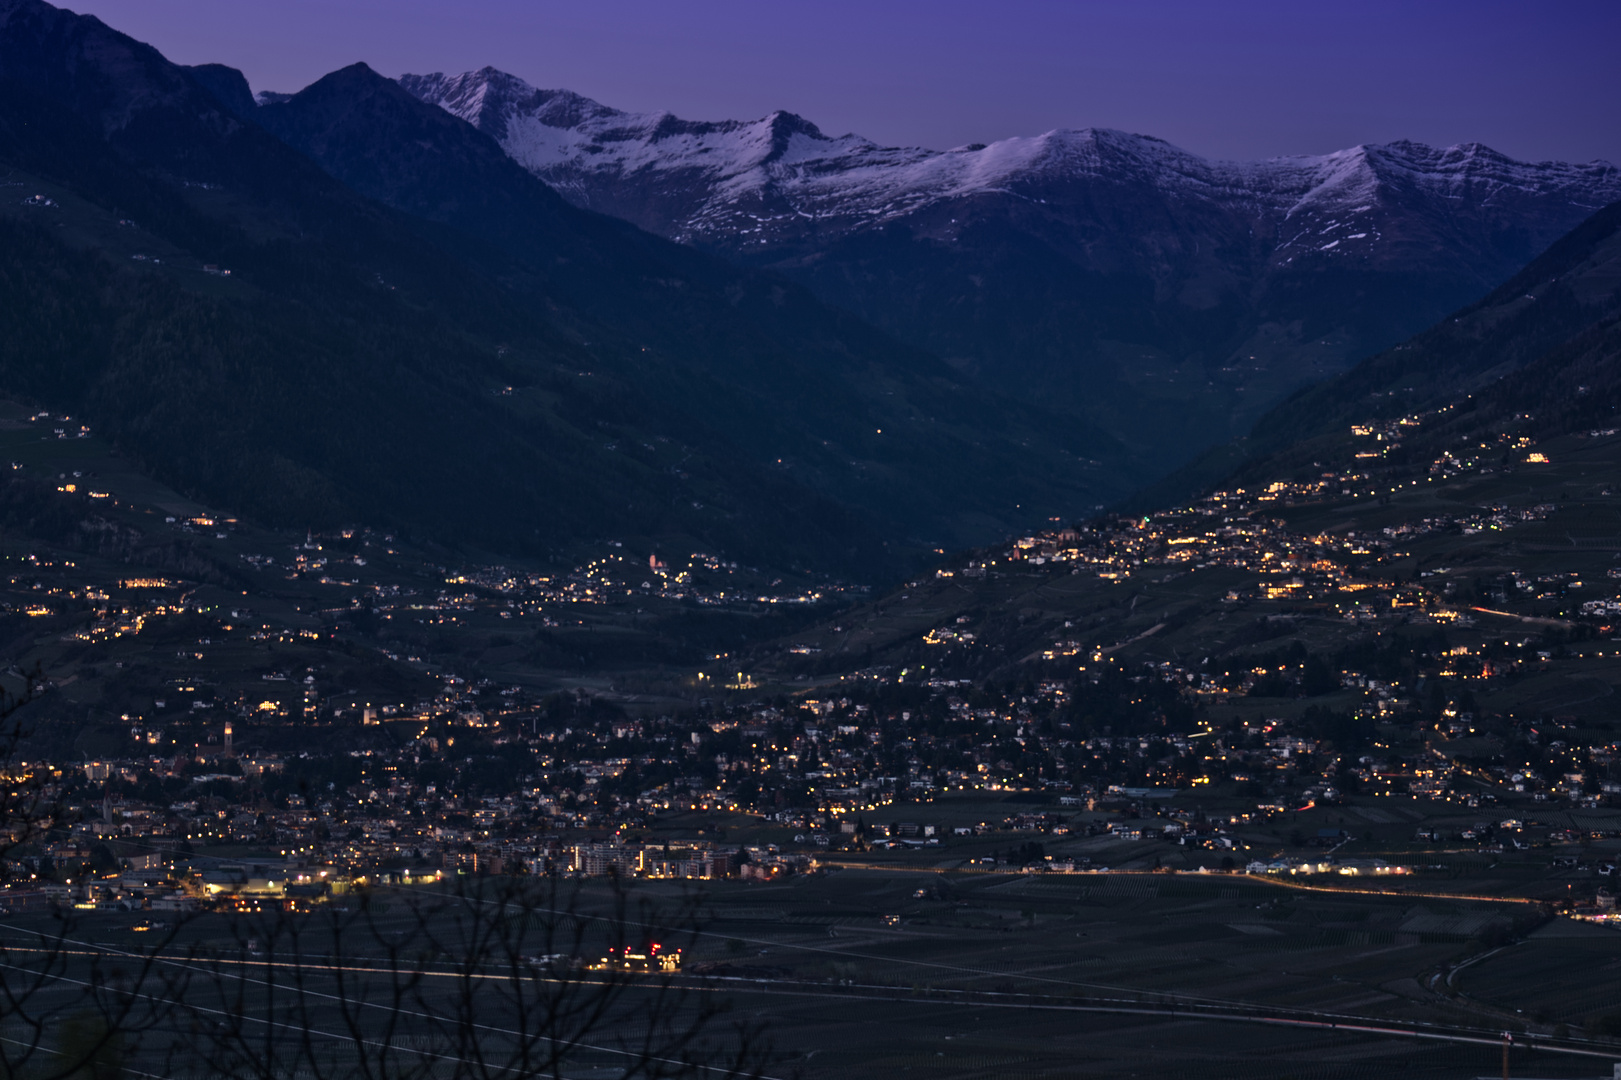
[66,0,1621,165]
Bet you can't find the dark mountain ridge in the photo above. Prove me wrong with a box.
[0,0,1132,579]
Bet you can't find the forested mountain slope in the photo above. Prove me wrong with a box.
[0,0,1129,578]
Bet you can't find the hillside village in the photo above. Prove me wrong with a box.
[1,400,1620,927]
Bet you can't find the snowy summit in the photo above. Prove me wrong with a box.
[400,66,1621,263]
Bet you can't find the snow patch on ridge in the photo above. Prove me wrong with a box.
[400,68,1621,259]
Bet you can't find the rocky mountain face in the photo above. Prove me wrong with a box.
[402,67,1621,470]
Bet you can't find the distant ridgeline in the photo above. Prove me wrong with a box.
[404,66,1621,476]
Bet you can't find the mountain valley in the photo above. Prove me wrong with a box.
[403,67,1621,471]
[0,8,1619,1076]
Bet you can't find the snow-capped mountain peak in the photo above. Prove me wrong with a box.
[391,66,1621,482]
[401,66,1620,265]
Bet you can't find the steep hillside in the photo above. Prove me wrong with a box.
[1213,199,1621,493]
[0,0,1131,579]
[252,63,1134,557]
[736,205,1621,742]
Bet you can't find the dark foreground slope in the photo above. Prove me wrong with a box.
[0,0,1126,579]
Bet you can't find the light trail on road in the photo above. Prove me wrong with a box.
[12,941,1618,1066]
[683,975,1621,1062]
